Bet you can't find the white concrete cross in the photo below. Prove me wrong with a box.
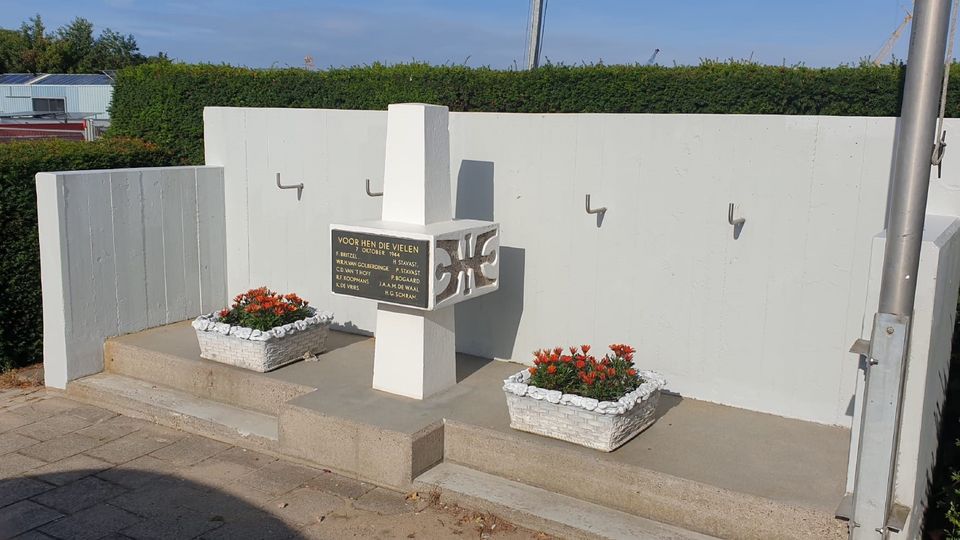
[331,103,500,399]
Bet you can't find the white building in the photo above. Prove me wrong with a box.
[0,73,114,140]
[0,73,113,119]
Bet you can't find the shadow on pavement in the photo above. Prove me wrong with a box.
[1,469,305,539]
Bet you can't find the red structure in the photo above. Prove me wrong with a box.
[0,121,87,142]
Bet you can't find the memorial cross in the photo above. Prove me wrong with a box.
[331,104,500,399]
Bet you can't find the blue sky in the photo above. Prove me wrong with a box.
[0,1,928,69]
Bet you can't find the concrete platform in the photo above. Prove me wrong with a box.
[69,321,850,539]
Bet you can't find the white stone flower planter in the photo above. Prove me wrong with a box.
[502,369,666,452]
[191,307,333,372]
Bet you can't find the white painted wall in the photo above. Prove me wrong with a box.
[204,107,960,426]
[37,166,226,388]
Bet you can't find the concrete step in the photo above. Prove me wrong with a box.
[416,462,717,540]
[104,322,315,415]
[442,421,846,540]
[67,372,279,451]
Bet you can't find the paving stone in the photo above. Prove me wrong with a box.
[30,454,114,486]
[178,457,262,488]
[267,486,345,526]
[119,506,221,539]
[96,455,179,489]
[18,433,101,463]
[195,513,298,540]
[8,398,78,421]
[31,475,128,514]
[0,411,34,434]
[10,529,58,539]
[84,429,180,465]
[76,416,148,444]
[0,432,40,456]
[108,474,215,519]
[305,471,376,500]
[213,479,276,507]
[168,483,266,521]
[353,487,419,516]
[65,404,117,424]
[0,453,47,479]
[235,460,321,497]
[149,435,230,467]
[13,414,91,441]
[0,477,55,508]
[207,446,276,469]
[0,500,63,538]
[39,502,142,540]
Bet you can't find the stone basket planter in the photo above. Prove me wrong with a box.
[502,370,666,452]
[191,307,333,372]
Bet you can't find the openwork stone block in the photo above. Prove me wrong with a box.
[192,308,333,372]
[503,370,665,452]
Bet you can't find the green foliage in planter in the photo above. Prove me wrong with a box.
[0,138,173,372]
[107,61,960,165]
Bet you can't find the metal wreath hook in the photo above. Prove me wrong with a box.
[275,173,304,201]
[585,194,606,215]
[365,178,383,197]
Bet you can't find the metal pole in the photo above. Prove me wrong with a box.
[526,0,544,70]
[879,0,952,315]
[850,1,952,537]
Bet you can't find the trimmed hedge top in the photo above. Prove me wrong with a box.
[108,62,960,165]
[0,138,173,371]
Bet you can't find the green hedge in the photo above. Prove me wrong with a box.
[0,138,172,372]
[109,62,960,164]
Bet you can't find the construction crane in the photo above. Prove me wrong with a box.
[872,6,913,66]
[646,48,661,66]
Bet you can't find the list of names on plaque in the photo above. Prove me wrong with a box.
[331,229,430,308]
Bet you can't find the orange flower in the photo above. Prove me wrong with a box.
[627,368,637,377]
[528,367,537,374]
[575,360,586,369]
[581,344,591,353]
[547,365,557,374]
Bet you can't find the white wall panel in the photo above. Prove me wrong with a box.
[37,166,226,388]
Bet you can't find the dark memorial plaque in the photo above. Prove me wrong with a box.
[331,229,430,308]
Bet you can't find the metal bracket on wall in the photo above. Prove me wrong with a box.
[585,194,606,216]
[728,203,745,239]
[365,178,383,197]
[727,203,745,227]
[276,173,304,201]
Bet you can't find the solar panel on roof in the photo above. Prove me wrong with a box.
[0,74,38,84]
[34,74,113,85]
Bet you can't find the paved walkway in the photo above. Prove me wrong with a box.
[0,387,543,539]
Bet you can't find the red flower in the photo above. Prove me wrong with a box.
[581,344,591,353]
[528,367,537,374]
[627,368,637,377]
[218,308,230,318]
[560,355,572,363]
[547,365,557,374]
[607,368,616,377]
[575,360,586,369]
